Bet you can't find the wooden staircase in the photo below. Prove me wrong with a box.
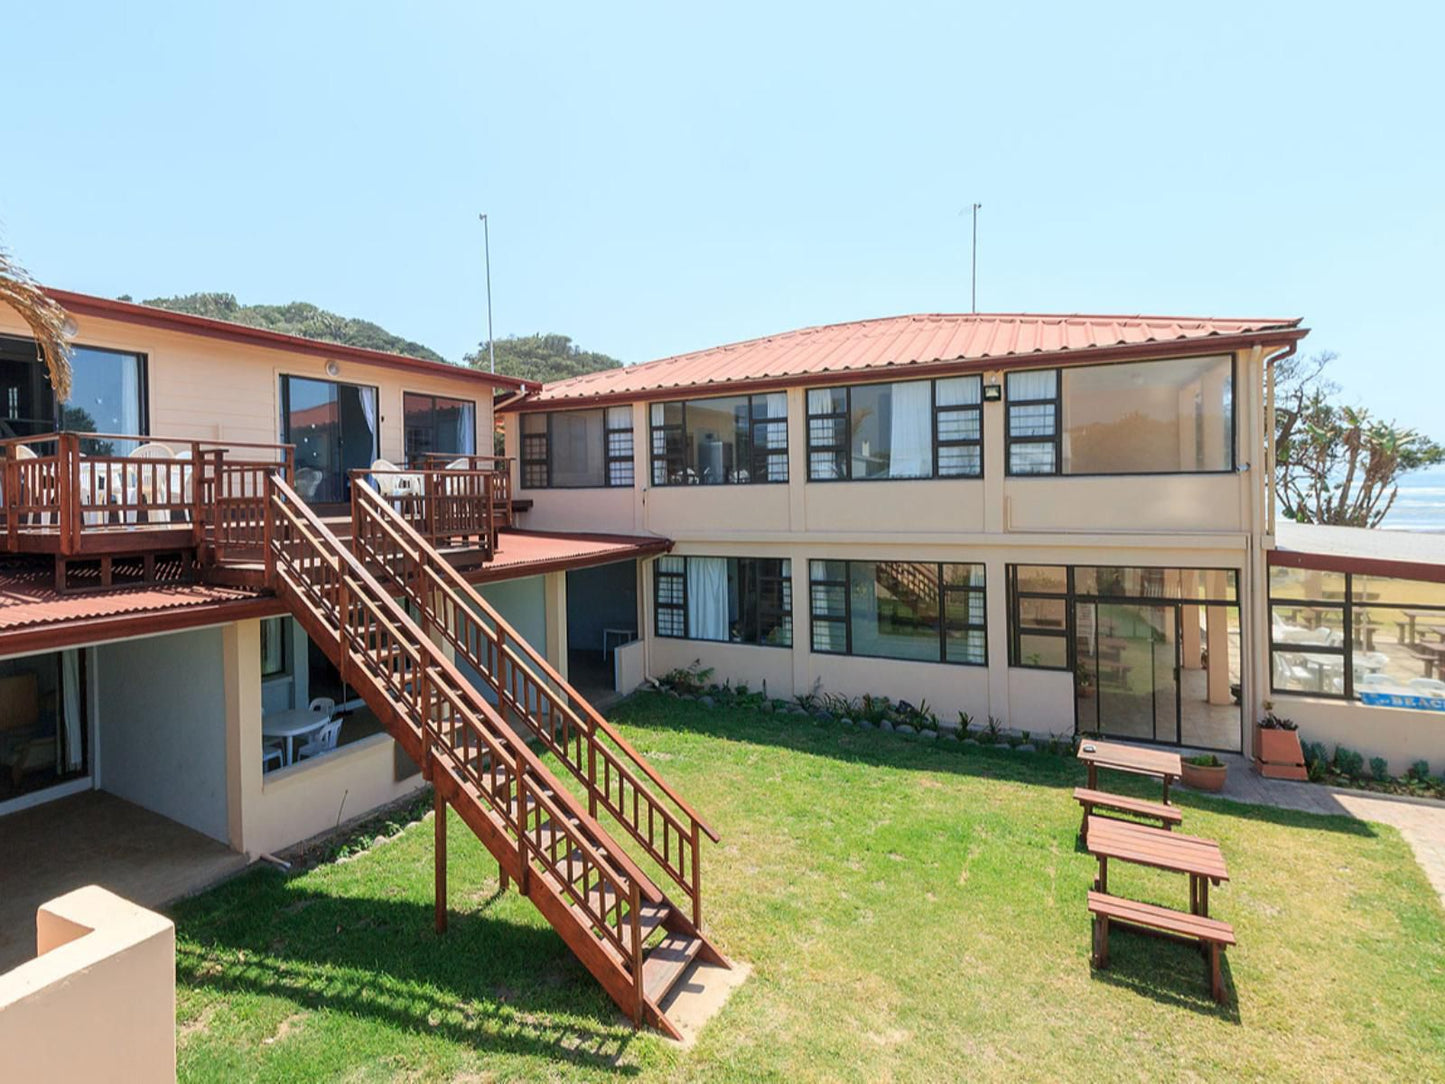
[263,475,725,1037]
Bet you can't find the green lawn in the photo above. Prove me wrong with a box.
[172,695,1445,1081]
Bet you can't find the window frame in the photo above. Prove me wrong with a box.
[1004,355,1239,478]
[652,555,793,647]
[805,376,984,483]
[518,408,634,490]
[1267,568,1445,703]
[402,391,477,464]
[648,394,789,487]
[260,617,291,679]
[0,334,151,446]
[808,558,988,666]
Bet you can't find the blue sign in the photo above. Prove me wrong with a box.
[1359,691,1445,712]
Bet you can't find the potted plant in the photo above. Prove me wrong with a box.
[1182,753,1228,792]
[1075,662,1095,699]
[1255,708,1307,780]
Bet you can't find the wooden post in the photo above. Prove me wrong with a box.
[434,785,448,934]
[262,475,276,588]
[690,818,703,929]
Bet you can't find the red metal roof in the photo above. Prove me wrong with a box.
[44,288,539,393]
[512,312,1305,407]
[469,529,670,583]
[0,566,277,654]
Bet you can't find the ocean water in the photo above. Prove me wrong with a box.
[1382,467,1445,532]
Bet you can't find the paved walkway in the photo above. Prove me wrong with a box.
[1199,752,1445,905]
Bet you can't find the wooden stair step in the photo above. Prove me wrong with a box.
[642,933,703,1002]
[581,887,668,940]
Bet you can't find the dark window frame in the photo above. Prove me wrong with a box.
[648,394,789,487]
[1267,570,1445,702]
[808,558,988,666]
[805,376,984,483]
[653,555,793,647]
[1004,356,1240,478]
[519,408,634,490]
[0,334,151,447]
[402,391,477,464]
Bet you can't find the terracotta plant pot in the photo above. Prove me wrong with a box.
[1182,759,1228,792]
[1255,726,1308,781]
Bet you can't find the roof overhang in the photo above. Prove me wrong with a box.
[44,288,540,394]
[1269,521,1445,585]
[503,327,1309,413]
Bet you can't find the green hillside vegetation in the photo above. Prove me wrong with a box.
[464,333,624,383]
[137,292,446,362]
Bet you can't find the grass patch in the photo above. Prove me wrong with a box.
[173,694,1445,1081]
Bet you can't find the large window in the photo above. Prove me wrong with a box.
[519,407,634,489]
[0,336,147,453]
[650,394,787,485]
[0,650,87,803]
[403,393,475,463]
[806,375,981,481]
[809,560,986,664]
[653,556,792,646]
[1270,568,1445,706]
[1005,355,1233,476]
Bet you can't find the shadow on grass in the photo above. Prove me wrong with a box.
[610,693,1377,838]
[1088,926,1242,1023]
[171,872,640,1074]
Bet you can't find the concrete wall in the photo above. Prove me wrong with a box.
[0,306,499,463]
[478,575,548,655]
[1270,694,1445,776]
[95,627,230,843]
[223,619,425,859]
[0,886,175,1083]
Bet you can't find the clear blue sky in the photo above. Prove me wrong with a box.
[3,2,1441,431]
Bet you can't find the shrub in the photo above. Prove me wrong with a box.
[1302,740,1329,770]
[1370,757,1390,782]
[1186,754,1224,768]
[1258,711,1298,731]
[1307,757,1328,783]
[662,660,714,695]
[1409,759,1431,782]
[1333,745,1365,778]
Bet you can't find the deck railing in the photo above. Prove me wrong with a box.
[414,454,514,529]
[0,432,293,558]
[353,462,507,556]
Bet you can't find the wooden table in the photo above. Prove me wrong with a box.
[1076,739,1183,804]
[1085,815,1229,916]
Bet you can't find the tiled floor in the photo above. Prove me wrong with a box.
[0,790,248,971]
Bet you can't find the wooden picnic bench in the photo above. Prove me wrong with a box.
[1076,740,1184,804]
[1085,815,1229,916]
[1073,787,1182,844]
[1088,891,1236,1004]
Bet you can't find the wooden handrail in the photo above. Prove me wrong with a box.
[268,476,658,965]
[352,482,716,924]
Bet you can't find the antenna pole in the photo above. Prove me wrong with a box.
[479,213,495,374]
[970,202,982,314]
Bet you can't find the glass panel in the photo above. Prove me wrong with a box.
[807,387,846,415]
[64,346,144,455]
[1009,441,1056,474]
[0,337,57,439]
[1017,633,1068,668]
[936,375,981,406]
[848,384,890,480]
[1008,402,1056,437]
[606,405,632,429]
[260,618,287,677]
[1272,649,1345,695]
[936,411,981,442]
[1269,565,1347,602]
[1094,604,1176,742]
[943,563,985,588]
[1015,565,1067,594]
[1061,355,1232,474]
[937,445,981,477]
[812,619,848,653]
[0,652,86,802]
[1354,607,1445,698]
[1178,604,1244,751]
[550,410,605,487]
[946,628,986,664]
[683,396,749,484]
[1351,574,1445,607]
[1007,370,1057,400]
[848,561,941,661]
[1270,603,1346,649]
[1018,596,1067,630]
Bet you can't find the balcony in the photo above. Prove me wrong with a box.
[0,434,511,591]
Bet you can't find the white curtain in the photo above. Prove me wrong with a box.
[887,381,931,477]
[1007,369,1057,400]
[686,557,730,641]
[358,387,379,454]
[456,402,476,455]
[60,649,82,772]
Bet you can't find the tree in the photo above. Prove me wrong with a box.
[464,333,623,383]
[0,246,72,398]
[1274,351,1444,527]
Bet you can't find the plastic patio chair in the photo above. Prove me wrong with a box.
[297,718,343,760]
[127,442,177,523]
[308,696,336,715]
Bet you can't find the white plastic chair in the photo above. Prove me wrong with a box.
[1408,677,1445,696]
[9,445,56,525]
[262,743,284,772]
[127,443,177,523]
[371,458,421,500]
[308,696,336,715]
[297,718,343,760]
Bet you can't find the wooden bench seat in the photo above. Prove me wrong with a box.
[1087,891,1236,1003]
[1074,787,1182,843]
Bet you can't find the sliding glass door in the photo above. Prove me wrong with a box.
[280,376,379,503]
[1077,603,1179,744]
[0,335,146,450]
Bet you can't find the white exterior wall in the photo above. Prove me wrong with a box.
[505,349,1271,740]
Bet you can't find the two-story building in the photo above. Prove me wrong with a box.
[499,312,1445,774]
